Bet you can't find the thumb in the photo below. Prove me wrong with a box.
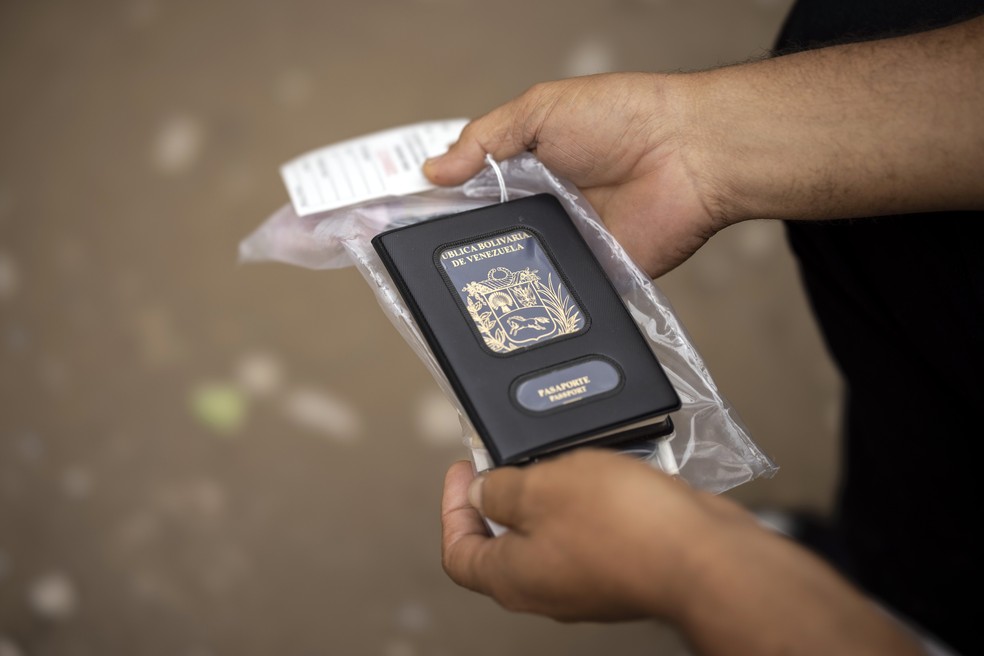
[423,99,534,186]
[468,465,534,531]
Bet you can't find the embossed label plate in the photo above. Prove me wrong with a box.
[512,357,623,413]
[438,229,586,354]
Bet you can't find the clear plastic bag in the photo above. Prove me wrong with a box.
[239,153,777,493]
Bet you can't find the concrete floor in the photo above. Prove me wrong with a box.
[1,1,848,654]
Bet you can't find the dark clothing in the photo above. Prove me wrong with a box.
[774,3,984,653]
[776,1,984,54]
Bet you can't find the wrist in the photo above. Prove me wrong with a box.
[628,494,734,624]
[666,519,928,656]
[671,18,984,227]
[661,70,748,233]
[679,54,848,226]
[674,53,853,226]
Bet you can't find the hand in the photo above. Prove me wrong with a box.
[426,18,984,271]
[440,449,927,655]
[441,448,748,622]
[423,74,722,279]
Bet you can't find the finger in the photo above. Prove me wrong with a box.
[477,465,537,530]
[442,460,489,540]
[441,461,498,593]
[423,99,534,186]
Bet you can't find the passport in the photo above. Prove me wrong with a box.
[372,193,680,467]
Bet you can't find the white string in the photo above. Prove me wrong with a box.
[485,153,509,203]
[656,437,680,476]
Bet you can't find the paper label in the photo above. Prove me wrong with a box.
[280,119,468,216]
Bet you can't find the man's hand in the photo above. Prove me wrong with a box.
[440,450,927,656]
[440,449,748,622]
[423,73,720,279]
[426,18,984,281]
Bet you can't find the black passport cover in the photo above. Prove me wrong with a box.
[372,193,680,466]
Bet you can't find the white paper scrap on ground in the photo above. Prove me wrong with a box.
[280,119,468,216]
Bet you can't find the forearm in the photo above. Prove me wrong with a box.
[677,15,984,226]
[657,523,927,656]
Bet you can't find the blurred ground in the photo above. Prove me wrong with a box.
[0,0,847,654]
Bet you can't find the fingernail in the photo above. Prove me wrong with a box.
[467,475,484,511]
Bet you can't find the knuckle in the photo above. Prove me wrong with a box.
[506,469,531,510]
[523,81,547,99]
[440,537,467,583]
[458,121,481,143]
[440,546,453,574]
[496,589,529,614]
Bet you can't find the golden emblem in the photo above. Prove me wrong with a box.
[461,266,584,353]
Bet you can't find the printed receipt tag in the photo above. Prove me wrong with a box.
[280,119,468,217]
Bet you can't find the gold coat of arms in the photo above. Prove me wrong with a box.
[461,266,584,353]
